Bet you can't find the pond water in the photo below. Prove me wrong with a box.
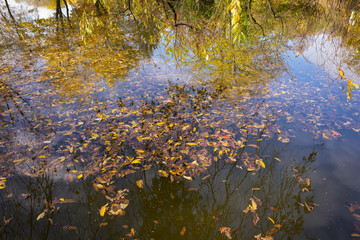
[1,1,360,239]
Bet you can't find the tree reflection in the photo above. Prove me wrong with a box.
[1,0,360,239]
[0,81,318,239]
[123,144,319,239]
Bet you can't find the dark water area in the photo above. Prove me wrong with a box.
[1,0,360,239]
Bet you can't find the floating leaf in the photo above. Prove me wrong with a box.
[37,212,45,221]
[136,179,143,189]
[347,202,360,212]
[77,174,83,179]
[353,214,360,221]
[22,193,31,199]
[253,213,259,226]
[219,227,232,239]
[257,160,265,168]
[0,179,6,189]
[183,176,193,181]
[158,170,169,177]
[185,142,197,146]
[100,205,107,217]
[109,204,126,215]
[132,159,141,164]
[180,226,186,236]
[268,217,275,224]
[266,227,279,235]
[66,226,77,230]
[99,222,108,227]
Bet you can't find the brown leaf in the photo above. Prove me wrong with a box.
[219,227,232,239]
[266,228,279,235]
[99,222,108,228]
[22,193,31,199]
[347,202,360,213]
[253,213,259,226]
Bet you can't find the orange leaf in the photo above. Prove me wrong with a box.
[180,226,186,236]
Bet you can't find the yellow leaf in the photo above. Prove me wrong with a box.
[353,214,360,221]
[185,142,197,146]
[191,161,199,166]
[132,159,141,164]
[296,51,300,57]
[0,179,6,189]
[37,212,45,221]
[156,122,165,126]
[77,174,83,179]
[100,205,106,217]
[274,157,281,162]
[268,217,275,224]
[183,176,193,181]
[251,198,257,211]
[339,68,345,78]
[258,160,265,168]
[59,198,65,202]
[351,233,360,237]
[136,179,143,189]
[158,170,169,177]
[99,222,108,228]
